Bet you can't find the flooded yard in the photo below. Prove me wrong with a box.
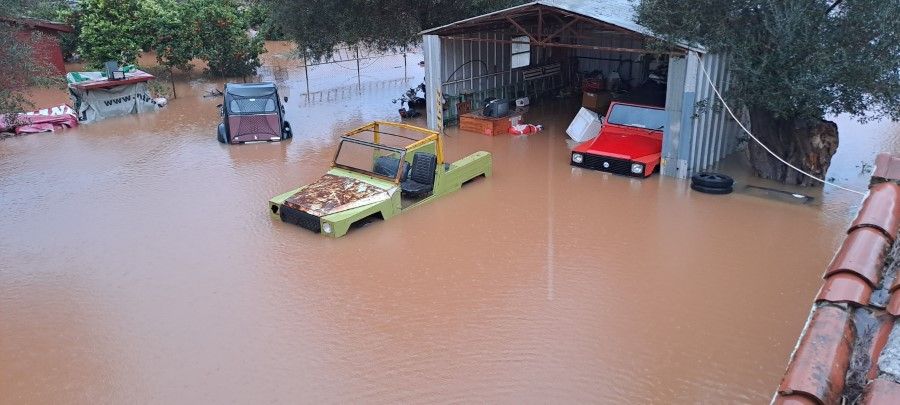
[2,52,898,403]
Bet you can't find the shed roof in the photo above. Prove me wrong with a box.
[420,0,704,52]
[0,16,74,33]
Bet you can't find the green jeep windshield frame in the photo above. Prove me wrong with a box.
[332,137,407,182]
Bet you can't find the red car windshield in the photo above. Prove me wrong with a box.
[607,104,666,131]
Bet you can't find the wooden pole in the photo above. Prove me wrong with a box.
[355,47,361,91]
[303,56,310,102]
[169,68,176,99]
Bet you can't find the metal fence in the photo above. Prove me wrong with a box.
[293,46,420,100]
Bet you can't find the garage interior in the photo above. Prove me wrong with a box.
[421,0,740,178]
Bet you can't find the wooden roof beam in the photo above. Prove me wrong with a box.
[505,16,538,43]
[441,35,684,55]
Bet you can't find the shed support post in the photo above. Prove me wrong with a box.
[661,51,700,178]
[424,35,443,131]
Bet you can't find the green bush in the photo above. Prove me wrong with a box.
[183,0,265,77]
[77,0,147,66]
[77,0,265,77]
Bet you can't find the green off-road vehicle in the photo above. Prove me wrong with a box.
[269,121,492,237]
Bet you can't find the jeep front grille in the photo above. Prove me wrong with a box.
[279,205,321,233]
[574,154,637,177]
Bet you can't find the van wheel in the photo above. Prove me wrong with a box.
[217,123,228,144]
[282,122,293,139]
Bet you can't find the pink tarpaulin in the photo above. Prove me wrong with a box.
[0,105,78,135]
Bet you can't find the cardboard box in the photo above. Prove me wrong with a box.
[459,113,512,136]
[582,91,612,114]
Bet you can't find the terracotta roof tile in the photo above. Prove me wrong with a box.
[772,394,818,405]
[866,315,896,380]
[849,183,900,242]
[816,272,873,305]
[777,153,900,404]
[888,290,900,316]
[872,153,900,182]
[861,378,900,405]
[825,227,891,288]
[778,305,852,404]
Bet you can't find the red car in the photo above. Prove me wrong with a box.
[570,102,666,177]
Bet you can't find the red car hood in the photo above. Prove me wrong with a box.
[578,127,662,159]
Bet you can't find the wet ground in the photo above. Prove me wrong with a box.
[2,45,899,403]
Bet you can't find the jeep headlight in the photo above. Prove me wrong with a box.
[572,153,584,164]
[322,223,333,234]
[631,163,644,174]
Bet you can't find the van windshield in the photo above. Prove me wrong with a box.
[229,97,277,114]
[607,104,666,131]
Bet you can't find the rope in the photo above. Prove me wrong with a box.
[696,55,865,196]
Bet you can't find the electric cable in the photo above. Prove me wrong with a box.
[696,55,865,196]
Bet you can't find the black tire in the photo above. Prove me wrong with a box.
[691,183,733,195]
[217,123,228,144]
[691,172,734,188]
[282,121,293,139]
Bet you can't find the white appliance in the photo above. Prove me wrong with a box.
[566,107,603,143]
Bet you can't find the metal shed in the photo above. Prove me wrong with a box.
[420,0,740,178]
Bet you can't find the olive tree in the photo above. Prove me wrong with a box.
[636,0,900,184]
[267,0,524,60]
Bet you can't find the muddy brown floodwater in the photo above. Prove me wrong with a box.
[2,49,899,403]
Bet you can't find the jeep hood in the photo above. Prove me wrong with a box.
[283,174,391,217]
[583,130,661,159]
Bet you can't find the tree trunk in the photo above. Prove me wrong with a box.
[747,107,839,186]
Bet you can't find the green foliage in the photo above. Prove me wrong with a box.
[20,0,68,20]
[182,0,265,77]
[0,0,61,115]
[636,0,900,122]
[148,0,197,72]
[77,0,146,66]
[268,0,525,60]
[77,0,265,77]
[244,1,285,40]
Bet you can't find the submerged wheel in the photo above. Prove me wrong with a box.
[282,121,293,139]
[691,172,734,188]
[217,123,228,144]
[691,183,733,195]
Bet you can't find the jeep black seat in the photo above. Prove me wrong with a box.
[401,152,437,197]
[373,156,409,181]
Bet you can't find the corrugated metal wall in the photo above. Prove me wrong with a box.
[689,52,739,174]
[439,32,516,97]
[661,51,740,178]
